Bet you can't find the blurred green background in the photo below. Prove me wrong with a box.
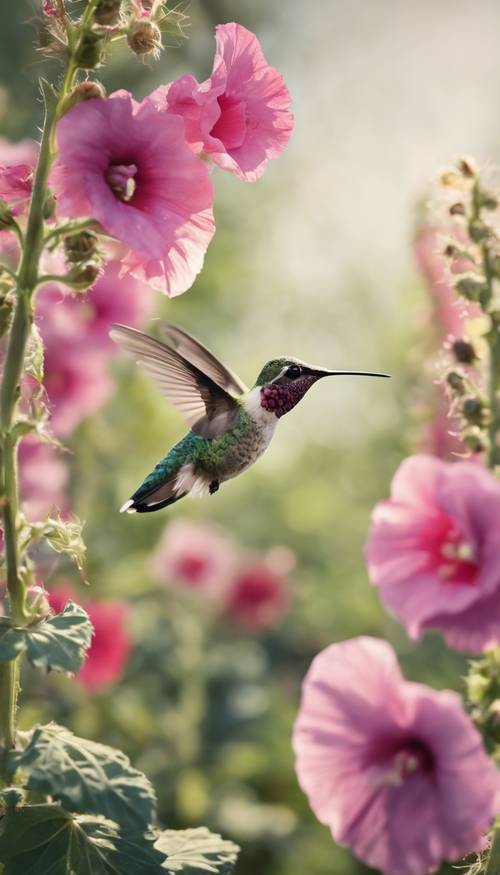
[3,1,500,873]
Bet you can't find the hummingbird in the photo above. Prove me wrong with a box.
[110,323,390,513]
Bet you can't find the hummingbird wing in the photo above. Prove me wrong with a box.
[110,324,241,439]
[160,322,248,396]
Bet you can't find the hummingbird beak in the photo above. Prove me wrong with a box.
[311,368,391,379]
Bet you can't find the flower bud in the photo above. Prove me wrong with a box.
[65,262,101,291]
[449,203,465,216]
[60,80,106,115]
[0,199,15,230]
[469,219,491,243]
[462,427,484,453]
[127,19,162,55]
[451,338,477,365]
[455,275,487,302]
[43,193,56,220]
[440,170,468,190]
[43,0,62,16]
[444,243,459,258]
[95,0,122,26]
[477,190,498,211]
[0,290,14,337]
[462,396,485,425]
[457,157,476,178]
[446,370,466,394]
[74,29,104,69]
[64,230,99,263]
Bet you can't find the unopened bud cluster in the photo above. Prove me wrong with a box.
[466,651,500,748]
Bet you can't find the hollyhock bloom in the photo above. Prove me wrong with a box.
[0,136,38,217]
[50,92,215,296]
[293,637,500,875]
[414,226,480,339]
[41,339,113,436]
[19,435,68,521]
[366,455,500,653]
[48,585,131,690]
[151,23,293,182]
[38,260,154,350]
[224,552,292,630]
[151,520,237,597]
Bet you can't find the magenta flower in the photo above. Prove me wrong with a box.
[151,520,237,597]
[41,339,113,436]
[224,553,292,630]
[293,636,500,875]
[38,260,154,350]
[19,435,68,521]
[0,136,38,217]
[50,92,215,296]
[366,455,500,653]
[48,585,131,690]
[152,23,293,182]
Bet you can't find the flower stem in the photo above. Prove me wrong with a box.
[486,829,500,875]
[0,660,19,782]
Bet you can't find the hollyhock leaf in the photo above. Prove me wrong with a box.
[8,723,157,832]
[155,827,240,874]
[0,803,167,875]
[0,602,92,674]
[43,514,86,572]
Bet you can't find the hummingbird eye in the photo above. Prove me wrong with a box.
[286,364,302,380]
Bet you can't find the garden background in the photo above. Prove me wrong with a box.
[2,1,500,873]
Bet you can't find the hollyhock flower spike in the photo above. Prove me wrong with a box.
[366,454,500,653]
[50,92,215,296]
[48,585,131,691]
[152,23,293,182]
[293,637,500,875]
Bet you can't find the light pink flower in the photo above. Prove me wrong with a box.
[293,636,500,875]
[38,260,154,350]
[50,92,215,296]
[224,553,292,630]
[19,435,68,521]
[151,520,237,596]
[151,23,293,182]
[41,339,113,436]
[366,455,500,653]
[48,585,131,690]
[0,136,38,217]
[414,226,480,339]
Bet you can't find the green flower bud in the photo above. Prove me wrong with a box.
[0,290,14,337]
[59,80,106,115]
[74,29,103,69]
[64,230,99,263]
[469,219,492,243]
[455,275,487,303]
[0,199,15,230]
[127,19,162,56]
[95,0,122,26]
[446,370,466,394]
[462,396,485,425]
[461,427,484,453]
[65,262,101,291]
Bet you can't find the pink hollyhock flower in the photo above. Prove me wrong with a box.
[41,339,113,436]
[19,435,68,521]
[0,136,38,217]
[366,455,500,653]
[293,636,500,875]
[50,92,215,296]
[38,260,154,350]
[151,23,293,182]
[48,585,131,690]
[414,226,480,339]
[224,551,292,630]
[151,520,237,596]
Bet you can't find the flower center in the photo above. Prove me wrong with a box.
[210,96,248,150]
[368,737,434,788]
[106,163,137,202]
[422,511,478,586]
[174,554,211,585]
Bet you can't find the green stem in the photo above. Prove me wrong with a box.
[0,660,19,780]
[486,830,500,875]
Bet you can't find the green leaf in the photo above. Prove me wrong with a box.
[0,603,92,674]
[155,828,240,874]
[43,514,87,573]
[0,803,167,875]
[8,724,157,832]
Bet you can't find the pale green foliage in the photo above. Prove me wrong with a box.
[8,723,157,832]
[156,828,240,874]
[0,603,92,674]
[24,323,44,384]
[43,514,87,572]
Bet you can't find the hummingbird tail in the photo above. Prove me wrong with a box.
[121,472,188,514]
